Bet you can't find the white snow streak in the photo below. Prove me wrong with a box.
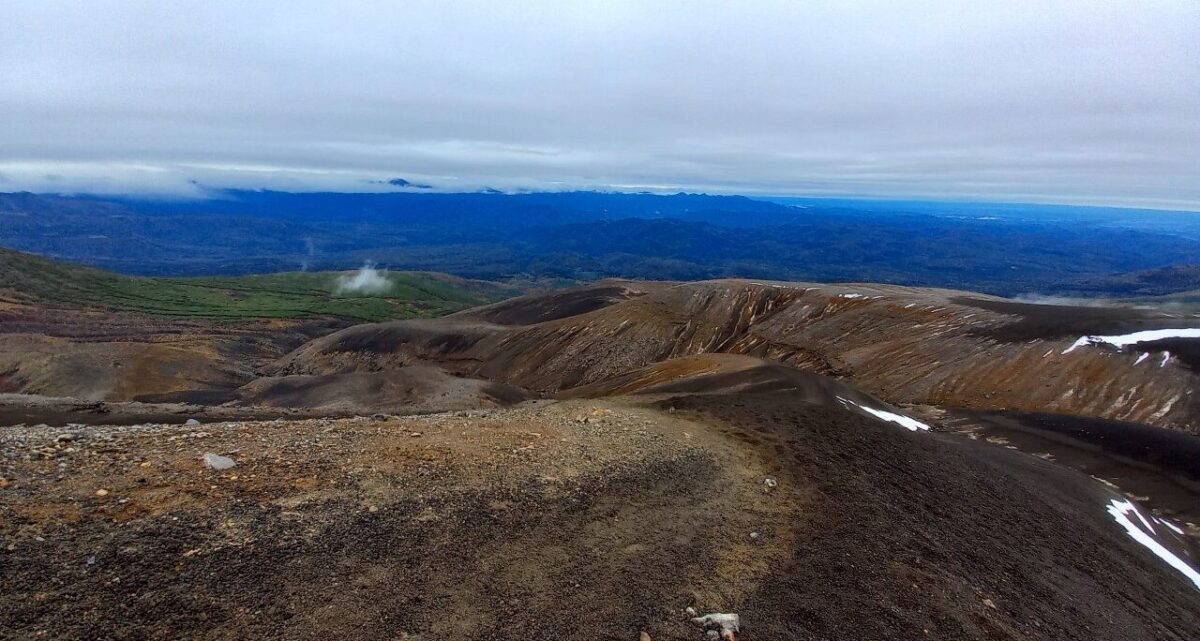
[837,397,931,432]
[1106,499,1200,590]
[1062,328,1200,354]
[1155,517,1185,536]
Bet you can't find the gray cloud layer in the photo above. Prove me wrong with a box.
[1,1,1197,208]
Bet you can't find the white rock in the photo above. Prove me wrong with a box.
[691,613,739,639]
[202,452,236,470]
[185,418,201,426]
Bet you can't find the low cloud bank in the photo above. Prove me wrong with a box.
[1012,294,1118,308]
[335,262,391,294]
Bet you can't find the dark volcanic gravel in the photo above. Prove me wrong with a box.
[952,296,1200,342]
[664,392,1200,641]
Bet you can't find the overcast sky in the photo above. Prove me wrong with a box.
[1,1,1197,208]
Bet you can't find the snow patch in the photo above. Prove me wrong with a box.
[837,397,931,432]
[1155,517,1186,536]
[1134,353,1150,365]
[1106,498,1200,590]
[1062,328,1200,354]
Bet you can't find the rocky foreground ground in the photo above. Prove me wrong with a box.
[3,393,1198,640]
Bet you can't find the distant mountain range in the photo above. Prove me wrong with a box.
[3,190,1199,296]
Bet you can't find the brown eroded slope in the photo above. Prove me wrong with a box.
[0,300,340,401]
[276,280,1200,431]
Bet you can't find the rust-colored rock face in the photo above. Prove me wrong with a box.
[280,280,1200,431]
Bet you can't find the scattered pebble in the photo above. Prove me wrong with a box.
[95,489,109,497]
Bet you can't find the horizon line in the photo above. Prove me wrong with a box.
[3,186,1199,215]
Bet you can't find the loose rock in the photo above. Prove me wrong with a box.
[691,613,739,641]
[202,452,236,471]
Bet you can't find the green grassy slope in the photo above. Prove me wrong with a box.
[0,248,515,321]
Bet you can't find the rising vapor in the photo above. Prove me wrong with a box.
[335,262,391,294]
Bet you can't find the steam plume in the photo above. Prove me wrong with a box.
[335,262,392,294]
